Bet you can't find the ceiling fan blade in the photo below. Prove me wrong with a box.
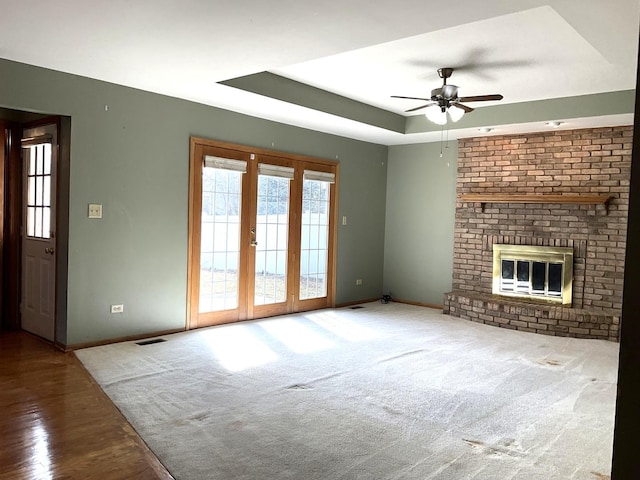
[405,103,435,113]
[391,95,432,101]
[451,102,474,113]
[458,94,503,102]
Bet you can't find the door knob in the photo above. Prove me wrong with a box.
[250,240,258,247]
[44,247,55,255]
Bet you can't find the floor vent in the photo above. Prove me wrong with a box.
[350,306,364,310]
[136,338,167,346]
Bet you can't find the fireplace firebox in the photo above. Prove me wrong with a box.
[492,244,573,306]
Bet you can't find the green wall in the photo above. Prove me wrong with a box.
[384,142,458,306]
[0,59,387,345]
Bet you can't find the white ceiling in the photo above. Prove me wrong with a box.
[0,1,638,145]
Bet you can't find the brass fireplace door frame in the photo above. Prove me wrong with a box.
[492,244,573,305]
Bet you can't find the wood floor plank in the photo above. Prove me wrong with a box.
[0,331,174,480]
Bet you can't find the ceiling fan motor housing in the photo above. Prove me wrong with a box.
[431,84,459,101]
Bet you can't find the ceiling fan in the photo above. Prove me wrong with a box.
[392,67,503,125]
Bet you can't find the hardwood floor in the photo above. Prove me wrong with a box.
[0,331,174,479]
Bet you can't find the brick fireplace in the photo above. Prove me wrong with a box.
[443,126,632,341]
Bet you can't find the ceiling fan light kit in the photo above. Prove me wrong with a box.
[448,104,465,122]
[392,67,504,125]
[425,105,447,125]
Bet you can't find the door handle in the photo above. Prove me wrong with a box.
[250,240,258,247]
[44,247,55,255]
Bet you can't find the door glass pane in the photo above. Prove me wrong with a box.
[43,144,52,174]
[35,208,43,238]
[36,176,44,206]
[28,150,36,175]
[43,208,51,237]
[200,166,243,313]
[28,177,36,205]
[300,179,330,300]
[36,145,44,174]
[43,176,51,207]
[254,174,290,306]
[26,207,35,237]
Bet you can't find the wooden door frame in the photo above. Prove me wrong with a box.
[0,122,6,328]
[1,115,68,342]
[1,121,22,331]
[187,141,253,329]
[293,160,339,314]
[247,153,297,320]
[187,136,339,330]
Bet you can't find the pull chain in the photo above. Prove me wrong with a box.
[440,122,451,157]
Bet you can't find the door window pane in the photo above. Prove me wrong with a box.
[300,179,330,300]
[43,144,52,174]
[254,174,290,306]
[199,166,243,313]
[27,207,35,237]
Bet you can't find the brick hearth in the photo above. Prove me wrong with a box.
[443,126,632,341]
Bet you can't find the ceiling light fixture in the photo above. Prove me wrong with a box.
[448,104,465,122]
[547,121,563,128]
[425,102,465,125]
[425,104,447,125]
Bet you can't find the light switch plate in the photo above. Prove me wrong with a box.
[88,203,103,219]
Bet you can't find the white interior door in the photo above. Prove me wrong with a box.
[21,124,57,341]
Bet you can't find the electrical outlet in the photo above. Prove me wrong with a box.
[110,304,124,314]
[356,279,363,286]
[88,203,103,219]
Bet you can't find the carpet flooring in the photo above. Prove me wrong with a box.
[76,302,618,480]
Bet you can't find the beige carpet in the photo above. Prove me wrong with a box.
[76,302,618,480]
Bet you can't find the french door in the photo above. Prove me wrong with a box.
[188,138,338,328]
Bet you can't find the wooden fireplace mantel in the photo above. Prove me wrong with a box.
[459,193,614,213]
